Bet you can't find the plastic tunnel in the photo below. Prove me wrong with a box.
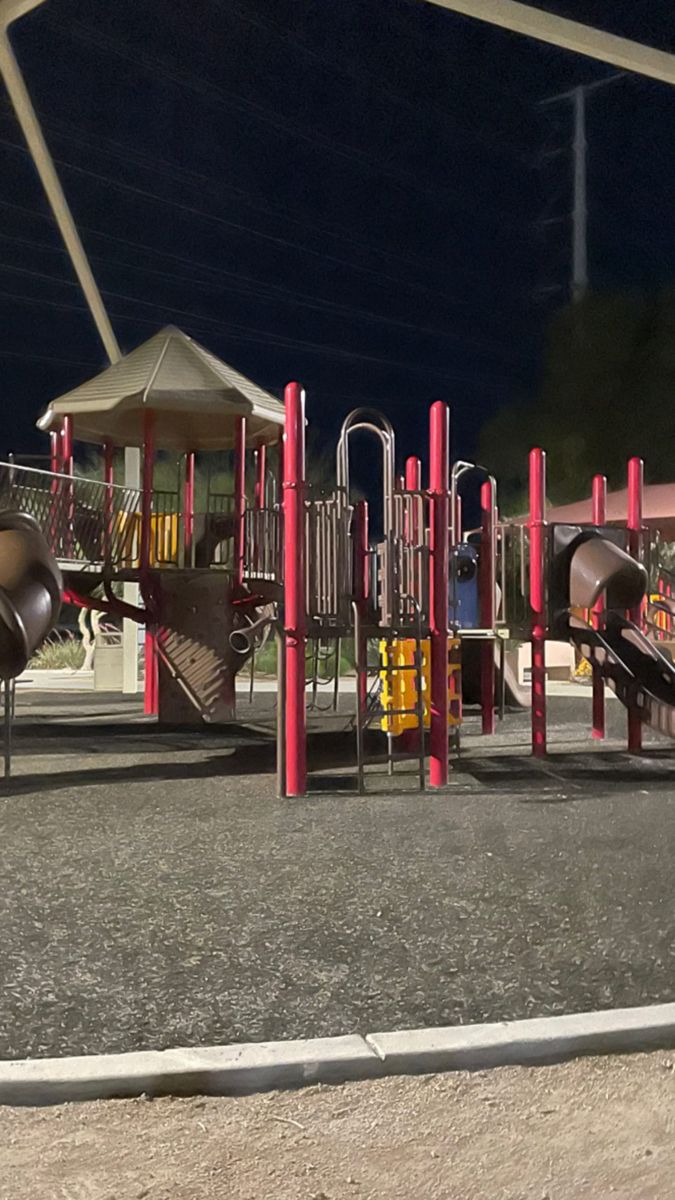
[0,512,62,680]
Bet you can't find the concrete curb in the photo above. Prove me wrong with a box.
[3,1003,675,1106]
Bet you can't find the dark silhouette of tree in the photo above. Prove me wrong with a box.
[479,290,675,510]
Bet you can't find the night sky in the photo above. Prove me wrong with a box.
[1,0,675,476]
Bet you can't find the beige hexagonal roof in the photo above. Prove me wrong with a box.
[37,326,285,451]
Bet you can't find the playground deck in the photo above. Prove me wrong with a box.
[2,692,675,1061]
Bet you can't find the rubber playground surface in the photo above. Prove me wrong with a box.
[2,688,675,1061]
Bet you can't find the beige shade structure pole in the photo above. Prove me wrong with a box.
[421,0,675,87]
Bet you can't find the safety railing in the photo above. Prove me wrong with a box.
[305,487,353,626]
[496,521,530,634]
[244,506,280,581]
[0,461,141,568]
[376,489,429,629]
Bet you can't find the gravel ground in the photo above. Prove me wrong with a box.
[2,1052,675,1198]
[2,692,675,1060]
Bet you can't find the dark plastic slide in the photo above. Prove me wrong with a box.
[570,613,675,738]
[0,512,62,679]
[565,531,675,736]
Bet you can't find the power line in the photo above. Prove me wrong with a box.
[46,15,534,233]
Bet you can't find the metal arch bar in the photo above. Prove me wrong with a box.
[337,407,396,537]
[421,1,675,88]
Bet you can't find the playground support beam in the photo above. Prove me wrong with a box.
[353,499,369,712]
[627,457,644,754]
[141,410,157,717]
[591,474,607,740]
[233,416,246,588]
[183,451,195,566]
[103,441,114,565]
[429,401,450,788]
[254,444,266,510]
[283,382,307,798]
[480,477,497,735]
[49,430,59,474]
[421,2,675,88]
[61,413,74,558]
[529,448,547,757]
[140,410,155,574]
[404,455,421,543]
[405,456,421,491]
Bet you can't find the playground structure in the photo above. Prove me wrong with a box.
[0,325,674,793]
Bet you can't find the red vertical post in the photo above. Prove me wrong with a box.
[103,441,114,565]
[591,473,607,740]
[529,448,547,757]
[429,401,450,788]
[49,431,60,554]
[480,478,497,735]
[140,409,155,572]
[61,414,73,475]
[61,414,74,557]
[234,416,246,587]
[283,383,307,798]
[144,629,158,717]
[184,451,195,565]
[405,456,421,491]
[405,455,421,544]
[354,500,369,711]
[141,410,157,717]
[254,443,267,510]
[627,456,644,754]
[49,431,60,474]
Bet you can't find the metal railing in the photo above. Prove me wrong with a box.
[306,488,353,625]
[496,521,530,633]
[377,489,430,629]
[244,506,280,580]
[0,461,141,567]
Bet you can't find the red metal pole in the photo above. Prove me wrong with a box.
[405,456,421,491]
[141,411,157,717]
[184,451,195,565]
[49,431,60,554]
[254,443,267,510]
[591,473,607,740]
[283,383,307,797]
[480,477,496,735]
[354,500,369,711]
[62,414,74,557]
[627,456,644,753]
[234,416,246,587]
[429,401,450,788]
[529,448,547,757]
[49,430,60,474]
[61,414,73,476]
[140,409,155,572]
[103,441,114,566]
[144,628,158,717]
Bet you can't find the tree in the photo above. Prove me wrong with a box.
[479,289,675,510]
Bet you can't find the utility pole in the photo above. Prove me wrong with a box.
[541,73,624,304]
[571,85,587,303]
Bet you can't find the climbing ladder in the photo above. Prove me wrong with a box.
[352,602,426,794]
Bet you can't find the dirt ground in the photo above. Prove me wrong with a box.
[1,1052,674,1199]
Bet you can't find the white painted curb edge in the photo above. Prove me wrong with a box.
[3,1003,675,1106]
